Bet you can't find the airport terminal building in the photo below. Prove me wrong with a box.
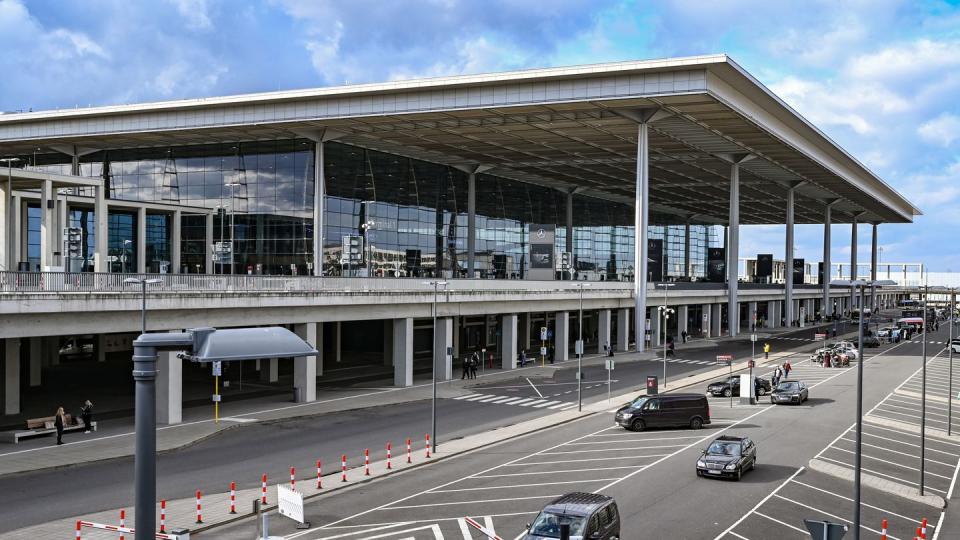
[0,55,919,423]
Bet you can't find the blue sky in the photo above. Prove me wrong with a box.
[1,0,958,270]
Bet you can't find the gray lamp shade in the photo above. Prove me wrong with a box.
[188,327,318,362]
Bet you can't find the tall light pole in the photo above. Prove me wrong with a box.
[950,290,956,436]
[921,280,928,496]
[124,277,162,335]
[224,182,241,273]
[657,283,675,388]
[362,220,375,276]
[424,280,448,452]
[576,282,590,412]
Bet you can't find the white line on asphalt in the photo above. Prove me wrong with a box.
[858,430,958,456]
[430,478,620,494]
[565,435,705,444]
[510,398,536,406]
[496,397,525,405]
[474,466,640,478]
[791,479,931,527]
[837,436,956,466]
[547,403,569,410]
[526,378,544,399]
[711,467,805,540]
[317,512,541,532]
[824,446,953,478]
[388,494,558,510]
[452,394,479,400]
[533,400,562,408]
[863,423,960,448]
[727,532,750,540]
[464,394,492,401]
[304,522,414,539]
[542,445,687,455]
[754,510,808,535]
[506,455,667,466]
[772,494,890,539]
[476,396,505,403]
[817,456,947,493]
[933,406,960,540]
[524,400,548,407]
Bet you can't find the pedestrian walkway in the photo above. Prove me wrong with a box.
[452,393,580,411]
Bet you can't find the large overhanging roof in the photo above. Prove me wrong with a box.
[0,54,919,225]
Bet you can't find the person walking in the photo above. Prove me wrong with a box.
[823,351,832,369]
[763,342,771,360]
[54,406,66,445]
[519,349,527,367]
[667,337,675,358]
[80,400,94,433]
[681,330,688,344]
[461,355,470,380]
[783,360,792,379]
[469,353,478,379]
[772,366,781,388]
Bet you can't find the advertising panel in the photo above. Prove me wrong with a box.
[707,247,726,282]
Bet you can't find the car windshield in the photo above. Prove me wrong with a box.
[528,512,587,538]
[706,441,741,456]
[629,396,650,408]
[777,382,800,392]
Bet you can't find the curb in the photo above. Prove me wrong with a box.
[808,458,946,509]
[863,414,960,443]
[896,389,960,406]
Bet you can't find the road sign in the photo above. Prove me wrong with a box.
[751,333,757,342]
[815,333,827,340]
[803,519,847,540]
[575,340,584,355]
[748,359,755,368]
[540,327,548,340]
[212,361,222,376]
[716,354,733,366]
[540,346,547,356]
[605,359,615,370]
[646,375,658,395]
[214,241,233,254]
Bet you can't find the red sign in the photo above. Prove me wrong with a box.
[815,333,827,340]
[716,354,733,366]
[748,359,755,368]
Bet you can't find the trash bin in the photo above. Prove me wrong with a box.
[293,387,301,403]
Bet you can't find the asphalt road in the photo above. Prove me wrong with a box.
[207,323,960,540]
[0,320,886,534]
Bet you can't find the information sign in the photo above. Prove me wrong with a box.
[716,354,733,366]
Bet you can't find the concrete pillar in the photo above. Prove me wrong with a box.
[767,301,778,329]
[313,141,325,276]
[784,187,795,327]
[823,204,833,316]
[294,323,318,402]
[634,122,650,351]
[171,210,181,273]
[727,162,741,337]
[96,334,106,363]
[702,304,713,338]
[677,305,689,338]
[566,191,574,256]
[650,307,661,347]
[156,350,182,425]
[501,314,518,369]
[29,337,41,387]
[40,180,52,270]
[55,194,67,268]
[453,316,461,358]
[467,173,476,278]
[710,304,722,337]
[205,213,215,274]
[520,313,531,350]
[850,217,858,309]
[4,338,21,415]
[94,183,108,272]
[136,207,147,273]
[616,308,630,351]
[748,301,758,331]
[555,312,570,362]
[260,358,278,383]
[393,318,413,386]
[597,309,611,354]
[383,320,394,367]
[0,175,9,271]
[315,324,325,377]
[434,317,453,380]
[333,321,341,363]
[46,336,59,366]
[10,196,22,270]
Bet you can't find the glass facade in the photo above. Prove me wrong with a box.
[17,139,717,280]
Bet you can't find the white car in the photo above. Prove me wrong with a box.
[876,327,894,339]
[952,339,960,354]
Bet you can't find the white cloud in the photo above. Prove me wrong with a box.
[846,39,960,83]
[168,0,213,30]
[918,113,960,147]
[152,61,226,97]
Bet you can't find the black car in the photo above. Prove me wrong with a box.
[706,375,771,397]
[770,380,808,405]
[614,393,711,431]
[523,492,620,539]
[696,435,757,481]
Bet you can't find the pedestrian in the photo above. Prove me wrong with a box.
[469,354,478,379]
[772,366,781,387]
[681,330,688,343]
[519,349,527,367]
[784,360,792,379]
[548,345,555,364]
[80,400,94,433]
[461,355,470,379]
[763,342,771,360]
[823,351,832,368]
[54,406,66,445]
[667,337,675,357]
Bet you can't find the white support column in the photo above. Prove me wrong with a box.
[95,184,108,272]
[616,308,630,351]
[597,309,611,354]
[40,180,52,270]
[870,223,878,310]
[710,304,722,337]
[393,318,413,386]
[823,204,833,316]
[171,210,182,273]
[55,194,67,268]
[677,305,689,338]
[156,350,182,425]
[748,301,758,331]
[260,358,278,383]
[501,314,518,369]
[434,317,453,380]
[204,213,215,274]
[294,323,318,402]
[850,216,858,309]
[313,141,325,276]
[784,187,795,328]
[11,196,22,270]
[727,162,741,337]
[767,301,778,329]
[634,123,650,352]
[555,312,570,363]
[29,337,42,387]
[453,316,461,358]
[383,320,394,367]
[46,336,60,366]
[467,173,476,278]
[650,307,661,347]
[136,207,147,273]
[4,338,21,415]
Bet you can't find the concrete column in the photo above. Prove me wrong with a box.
[260,358,278,383]
[683,222,691,278]
[0,175,9,271]
[313,141,325,276]
[850,216,858,309]
[333,321,341,363]
[96,334,106,363]
[555,312,570,363]
[702,304,713,338]
[784,187,795,327]
[634,122,650,351]
[566,191,574,256]
[616,308,630,351]
[823,204,833,316]
[94,184,108,272]
[46,336,59,366]
[4,338,21,415]
[156,350,182,425]
[676,304,689,338]
[10,196,22,270]
[171,210,182,273]
[767,301,778,329]
[204,213,215,274]
[55,194,67,268]
[434,317,453,380]
[453,316,461,358]
[710,304,722,337]
[748,301,758,331]
[650,307,661,347]
[136,207,147,273]
[727,162,740,337]
[520,313,531,350]
[870,223,878,310]
[501,314,518,369]
[467,173,476,278]
[383,320,394,366]
[393,318,413,386]
[39,180,52,270]
[597,309,611,354]
[294,323,318,402]
[29,337,41,387]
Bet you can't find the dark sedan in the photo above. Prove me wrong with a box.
[770,380,808,405]
[707,375,771,397]
[696,435,757,481]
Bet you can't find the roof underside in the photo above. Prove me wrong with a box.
[0,56,918,226]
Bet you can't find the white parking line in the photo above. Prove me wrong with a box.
[825,446,953,478]
[837,436,956,466]
[431,478,620,494]
[388,494,558,510]
[507,455,668,466]
[755,509,806,535]
[791,479,933,527]
[772,494,889,539]
[474,465,640,478]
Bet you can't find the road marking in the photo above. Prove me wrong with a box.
[533,400,562,408]
[772,494,891,538]
[837,436,956,466]
[543,445,685,455]
[713,467,804,539]
[817,456,947,493]
[430,478,620,493]
[824,446,953,478]
[754,510,807,534]
[791,479,932,526]
[526,378,544,399]
[474,465,640,479]
[388,494,558,510]
[507,456,664,466]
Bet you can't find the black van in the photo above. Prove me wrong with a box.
[523,492,620,540]
[614,393,710,431]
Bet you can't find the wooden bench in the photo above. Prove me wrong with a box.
[0,414,97,444]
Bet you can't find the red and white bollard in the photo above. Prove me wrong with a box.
[341,454,348,482]
[160,499,167,533]
[229,481,237,514]
[316,459,323,489]
[425,434,431,458]
[880,519,887,540]
[406,438,412,464]
[290,466,296,488]
[119,509,125,540]
[921,518,928,539]
[916,526,923,540]
[364,448,370,476]
[261,473,268,504]
[387,442,392,470]
[75,520,81,540]
[195,490,203,524]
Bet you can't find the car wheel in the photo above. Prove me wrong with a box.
[690,417,703,429]
[735,469,742,481]
[696,470,702,477]
[631,419,645,432]
[723,388,732,397]
[757,387,766,396]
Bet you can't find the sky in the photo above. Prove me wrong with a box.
[1,0,958,270]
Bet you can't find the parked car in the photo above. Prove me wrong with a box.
[876,327,895,339]
[770,380,808,405]
[707,375,771,398]
[614,393,710,431]
[696,435,757,481]
[952,339,960,354]
[523,492,620,540]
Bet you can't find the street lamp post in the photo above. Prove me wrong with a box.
[657,283,675,388]
[122,239,133,274]
[124,277,163,334]
[225,182,241,274]
[920,281,928,496]
[950,290,955,436]
[425,280,448,452]
[576,283,591,412]
[362,220,375,276]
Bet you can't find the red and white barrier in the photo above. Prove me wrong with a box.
[290,466,296,487]
[880,519,887,540]
[916,526,922,539]
[426,434,431,458]
[387,442,392,470]
[229,481,237,514]
[364,448,370,476]
[406,438,412,464]
[77,519,187,540]
[75,520,81,540]
[341,454,348,482]
[316,459,322,489]
[463,516,502,540]
[261,473,268,504]
[160,499,166,533]
[921,518,927,539]
[119,510,125,540]
[195,490,203,524]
